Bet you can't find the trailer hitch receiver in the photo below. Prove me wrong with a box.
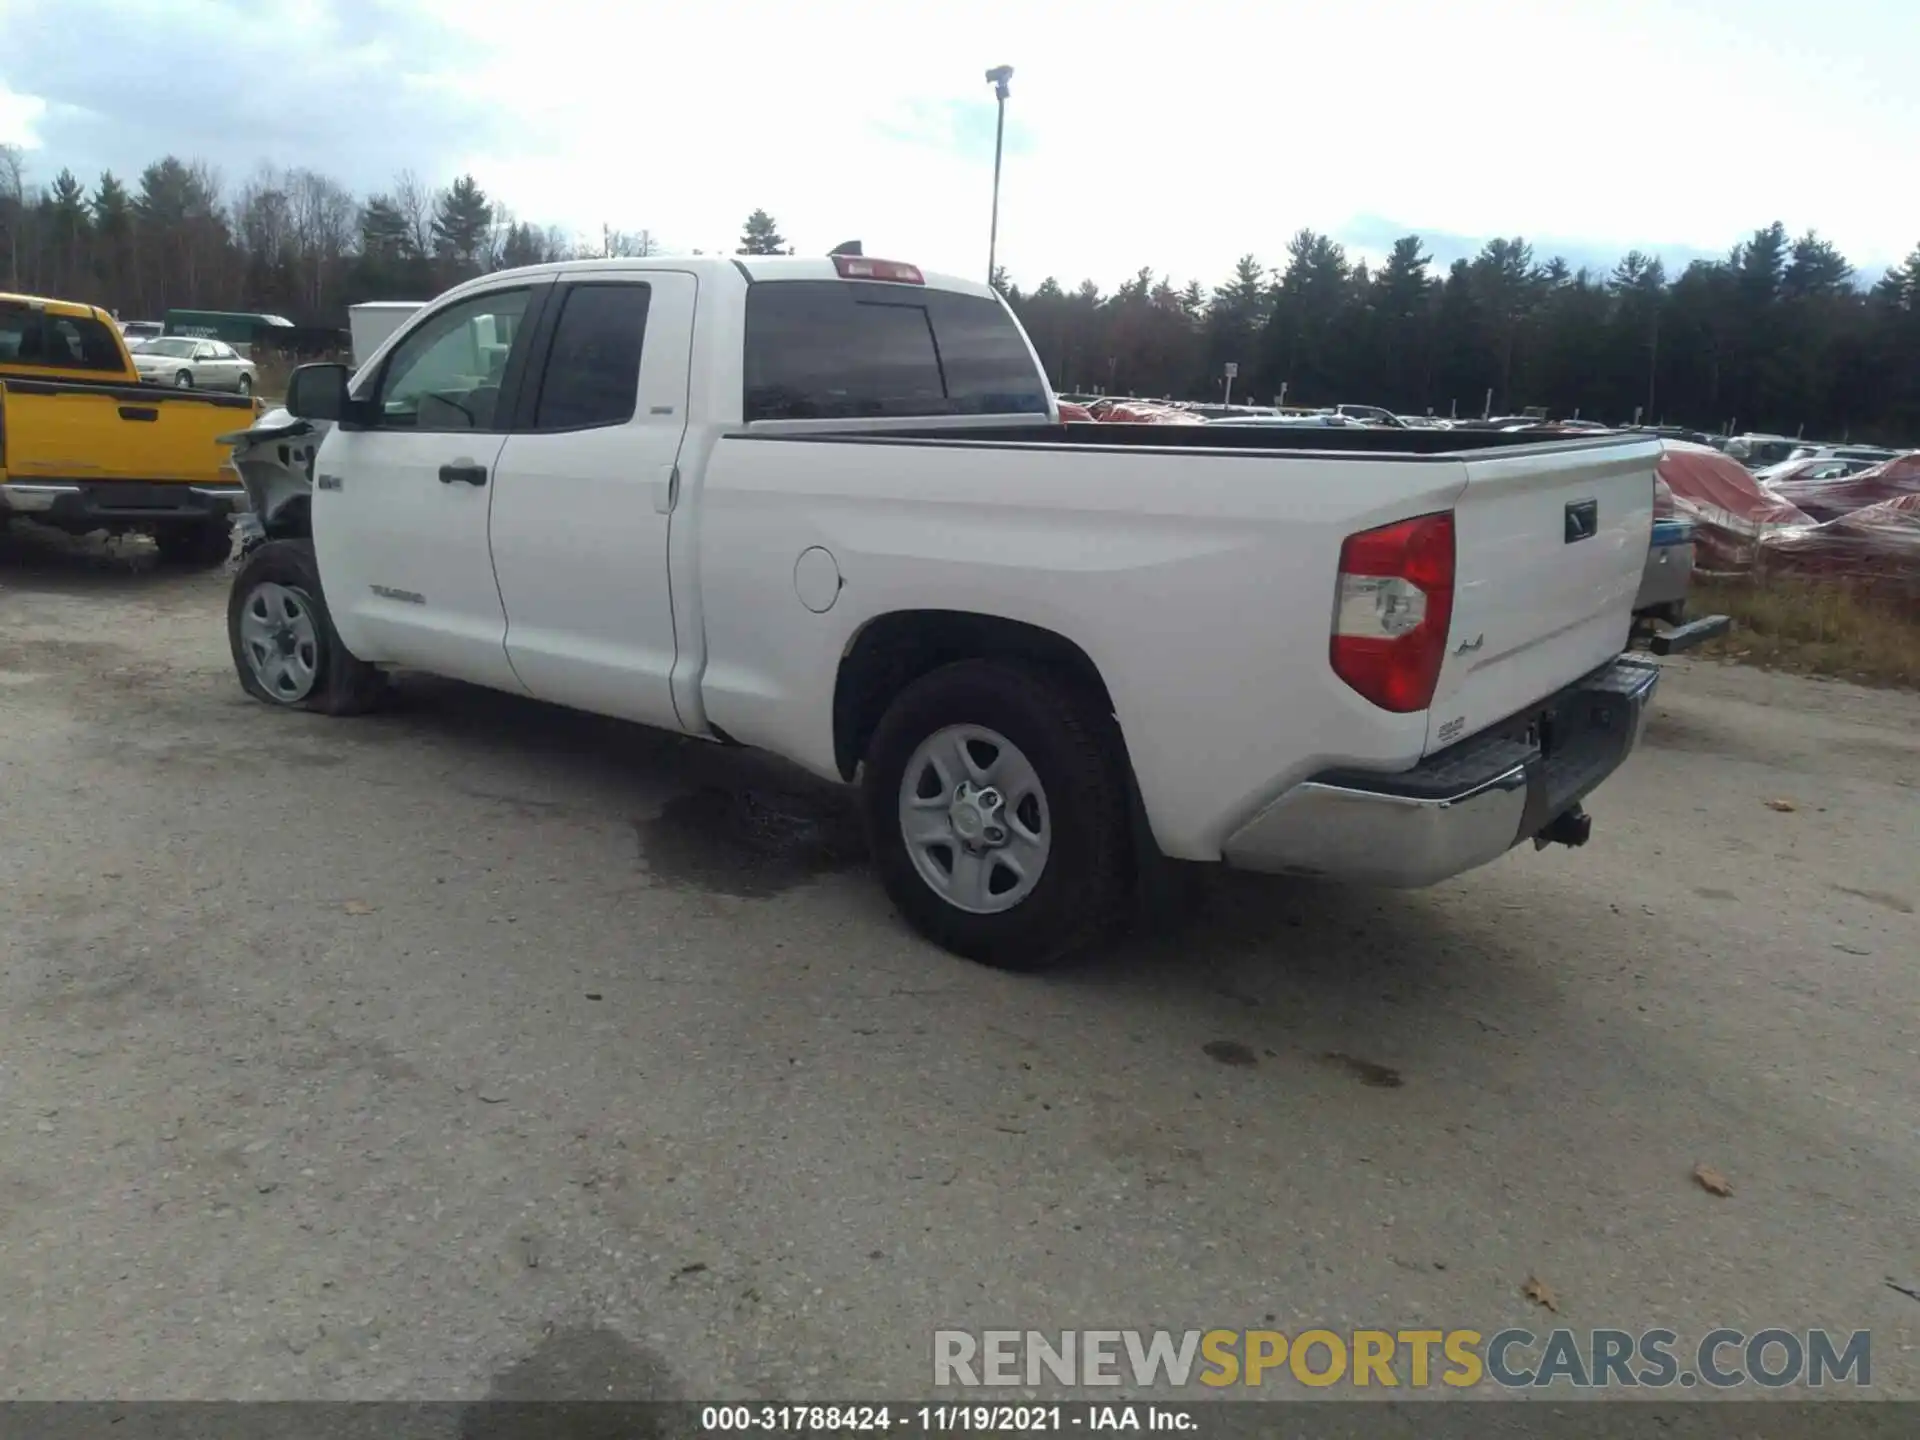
[1533,804,1592,851]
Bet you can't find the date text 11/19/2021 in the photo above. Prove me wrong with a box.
[700,1404,1195,1432]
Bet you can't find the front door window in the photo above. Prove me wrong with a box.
[374,290,532,432]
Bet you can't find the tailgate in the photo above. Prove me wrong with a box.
[1426,435,1659,753]
[0,378,245,487]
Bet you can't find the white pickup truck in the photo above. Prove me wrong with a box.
[226,254,1663,970]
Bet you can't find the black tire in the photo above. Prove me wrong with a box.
[236,373,253,397]
[861,658,1130,971]
[152,517,233,567]
[174,370,193,388]
[227,538,385,716]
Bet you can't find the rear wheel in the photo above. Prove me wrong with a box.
[862,659,1130,970]
[153,518,233,567]
[228,538,385,715]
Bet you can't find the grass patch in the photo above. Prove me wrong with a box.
[1691,576,1920,688]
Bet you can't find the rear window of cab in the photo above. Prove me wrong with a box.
[0,304,127,372]
[743,281,1048,422]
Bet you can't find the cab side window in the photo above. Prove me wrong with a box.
[374,288,532,432]
[529,283,650,431]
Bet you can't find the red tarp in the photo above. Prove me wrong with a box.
[1762,451,1920,524]
[1084,398,1208,425]
[1758,492,1920,614]
[1056,400,1095,423]
[1655,442,1813,572]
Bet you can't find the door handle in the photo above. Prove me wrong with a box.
[652,464,680,515]
[439,462,488,487]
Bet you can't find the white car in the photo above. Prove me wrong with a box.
[224,254,1663,970]
[132,336,258,395]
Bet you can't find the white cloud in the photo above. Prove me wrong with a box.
[4,0,1917,287]
[0,86,47,148]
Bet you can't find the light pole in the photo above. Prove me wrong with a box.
[985,65,1013,289]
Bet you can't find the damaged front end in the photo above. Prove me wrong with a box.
[218,409,327,554]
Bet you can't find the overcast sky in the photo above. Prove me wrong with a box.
[2,0,1915,289]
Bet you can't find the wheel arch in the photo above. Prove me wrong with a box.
[831,609,1120,784]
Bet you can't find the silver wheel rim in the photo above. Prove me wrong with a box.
[239,581,321,702]
[176,372,191,387]
[238,375,251,394]
[898,724,1051,914]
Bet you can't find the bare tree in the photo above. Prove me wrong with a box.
[1,142,29,289]
[234,165,294,262]
[601,225,657,258]
[287,167,356,311]
[392,168,436,260]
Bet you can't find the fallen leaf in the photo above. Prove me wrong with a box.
[343,900,375,916]
[1692,1162,1734,1197]
[1522,1275,1559,1313]
[1764,798,1796,813]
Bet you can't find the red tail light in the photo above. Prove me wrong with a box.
[1329,511,1455,713]
[832,255,925,285]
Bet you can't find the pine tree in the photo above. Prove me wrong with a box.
[44,168,91,294]
[737,209,786,255]
[1266,230,1352,401]
[1782,231,1853,298]
[1874,244,1920,310]
[90,171,131,233]
[359,196,413,261]
[432,174,494,272]
[89,172,133,308]
[499,221,554,270]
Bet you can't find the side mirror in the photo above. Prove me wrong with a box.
[285,363,352,423]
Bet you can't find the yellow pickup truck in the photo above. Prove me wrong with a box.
[0,290,257,564]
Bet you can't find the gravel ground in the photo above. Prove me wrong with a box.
[1,522,1915,1404]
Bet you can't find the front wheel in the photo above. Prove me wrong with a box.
[236,373,253,397]
[174,370,193,388]
[861,659,1130,970]
[228,538,385,715]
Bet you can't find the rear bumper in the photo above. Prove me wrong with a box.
[0,480,248,526]
[1222,654,1660,886]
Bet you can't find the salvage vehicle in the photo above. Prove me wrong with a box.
[223,254,1666,970]
[1,290,256,564]
[1630,516,1731,654]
